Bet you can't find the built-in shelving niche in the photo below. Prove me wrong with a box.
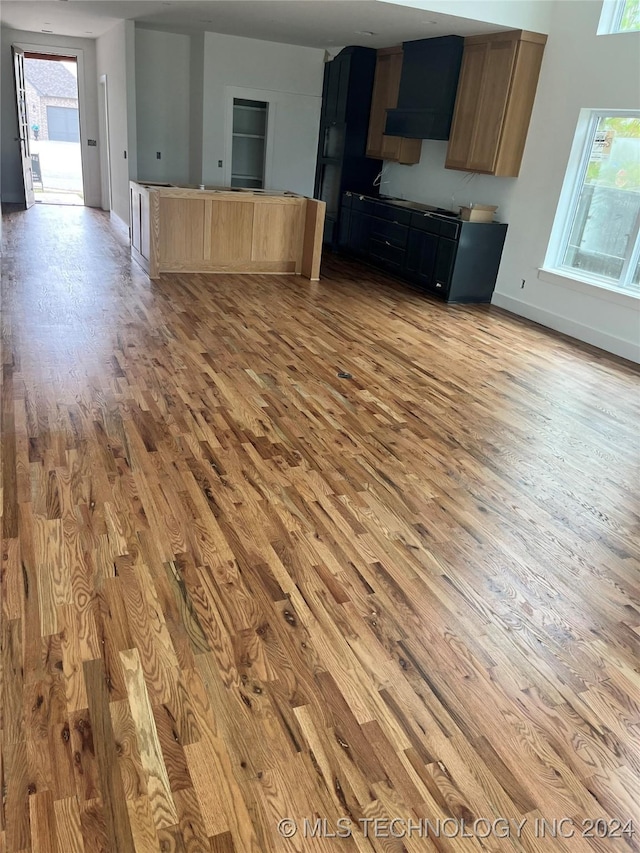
[231,98,268,189]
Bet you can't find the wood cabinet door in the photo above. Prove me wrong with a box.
[379,51,404,160]
[367,48,421,165]
[445,42,487,170]
[327,55,350,124]
[466,38,517,173]
[366,51,394,158]
[405,229,439,288]
[349,211,373,256]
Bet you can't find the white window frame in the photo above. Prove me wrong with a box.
[598,0,640,34]
[544,108,640,296]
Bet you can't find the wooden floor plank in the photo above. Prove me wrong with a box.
[1,204,639,851]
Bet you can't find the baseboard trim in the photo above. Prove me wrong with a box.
[491,292,640,364]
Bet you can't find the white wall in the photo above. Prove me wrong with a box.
[125,22,137,182]
[135,28,191,183]
[382,0,554,33]
[1,27,101,207]
[385,0,640,362]
[491,0,640,363]
[96,21,135,224]
[383,140,517,219]
[201,32,325,195]
[189,32,205,184]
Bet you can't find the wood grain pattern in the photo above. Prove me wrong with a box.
[301,199,326,282]
[366,46,422,165]
[446,29,546,177]
[1,203,639,852]
[132,184,323,280]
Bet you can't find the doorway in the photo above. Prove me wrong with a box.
[231,98,268,189]
[22,52,84,205]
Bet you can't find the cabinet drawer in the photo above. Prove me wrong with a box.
[375,203,413,226]
[369,218,408,249]
[410,212,442,235]
[351,195,378,216]
[440,220,460,240]
[369,238,405,269]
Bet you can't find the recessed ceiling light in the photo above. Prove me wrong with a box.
[42,29,53,33]
[355,31,377,36]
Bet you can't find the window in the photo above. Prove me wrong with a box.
[547,111,640,295]
[598,0,640,34]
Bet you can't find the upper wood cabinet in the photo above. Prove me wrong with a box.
[445,30,547,177]
[366,47,422,165]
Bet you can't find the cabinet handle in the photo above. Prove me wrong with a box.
[385,240,391,246]
[435,282,443,288]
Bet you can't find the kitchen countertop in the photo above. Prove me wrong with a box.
[347,192,460,219]
[134,181,304,198]
[347,192,502,224]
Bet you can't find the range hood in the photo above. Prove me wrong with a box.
[385,36,463,140]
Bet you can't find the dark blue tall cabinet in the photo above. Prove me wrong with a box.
[314,47,382,246]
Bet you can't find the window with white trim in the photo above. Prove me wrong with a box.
[598,0,640,33]
[547,111,640,295]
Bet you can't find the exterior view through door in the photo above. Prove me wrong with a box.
[20,52,84,205]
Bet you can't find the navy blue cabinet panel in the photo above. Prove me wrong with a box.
[405,229,439,289]
[385,36,464,140]
[315,48,382,247]
[340,192,507,303]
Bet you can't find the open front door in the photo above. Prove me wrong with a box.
[13,46,35,209]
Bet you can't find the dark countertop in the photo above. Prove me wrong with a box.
[346,192,503,224]
[380,195,460,218]
[346,191,461,220]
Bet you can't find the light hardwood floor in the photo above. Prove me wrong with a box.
[1,204,639,852]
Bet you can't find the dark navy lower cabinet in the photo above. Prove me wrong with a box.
[339,192,508,304]
[405,229,439,289]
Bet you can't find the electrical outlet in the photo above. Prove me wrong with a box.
[218,160,223,168]
[521,278,526,289]
[156,151,161,160]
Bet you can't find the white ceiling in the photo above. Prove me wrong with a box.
[0,0,510,48]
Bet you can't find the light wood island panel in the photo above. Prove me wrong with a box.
[129,182,325,280]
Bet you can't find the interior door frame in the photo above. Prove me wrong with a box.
[98,74,112,211]
[14,42,88,205]
[223,86,277,189]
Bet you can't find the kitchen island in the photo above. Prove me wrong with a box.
[129,182,325,280]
